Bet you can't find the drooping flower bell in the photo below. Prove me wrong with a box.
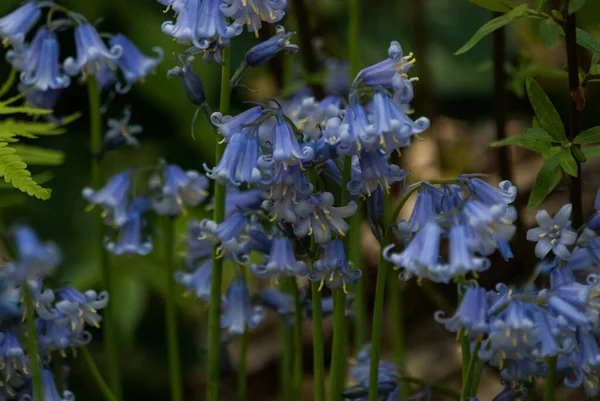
[64,24,123,77]
[20,29,70,91]
[220,276,265,335]
[104,197,153,256]
[109,34,163,91]
[260,118,314,169]
[435,286,489,337]
[527,204,577,260]
[82,171,133,227]
[221,0,287,36]
[10,225,60,283]
[37,369,75,401]
[0,2,41,47]
[244,25,298,67]
[352,41,415,93]
[175,260,212,301]
[348,150,406,197]
[97,109,143,159]
[211,106,264,141]
[309,240,361,292]
[250,236,308,280]
[167,55,206,106]
[150,163,209,216]
[55,287,109,333]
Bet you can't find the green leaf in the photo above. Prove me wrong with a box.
[583,145,600,158]
[574,126,600,144]
[536,0,547,10]
[568,0,586,14]
[0,107,52,115]
[490,133,551,153]
[559,148,578,176]
[591,53,600,75]
[525,77,567,142]
[572,145,587,162]
[576,28,600,54]
[11,145,65,166]
[455,4,528,55]
[528,153,562,208]
[0,142,51,200]
[539,18,564,49]
[525,128,555,141]
[469,0,515,12]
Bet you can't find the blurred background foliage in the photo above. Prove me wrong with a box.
[1,0,600,400]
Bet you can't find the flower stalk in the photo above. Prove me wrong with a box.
[81,347,119,401]
[24,286,44,401]
[291,278,303,401]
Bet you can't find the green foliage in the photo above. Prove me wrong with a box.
[539,18,564,49]
[558,148,578,177]
[455,4,528,55]
[525,77,567,142]
[490,130,552,153]
[528,152,562,208]
[508,64,567,98]
[468,0,515,12]
[574,126,600,144]
[568,0,586,14]
[576,28,600,54]
[0,72,77,200]
[583,145,600,158]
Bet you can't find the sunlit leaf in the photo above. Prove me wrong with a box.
[574,126,600,144]
[559,148,578,177]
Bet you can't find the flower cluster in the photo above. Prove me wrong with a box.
[0,226,107,400]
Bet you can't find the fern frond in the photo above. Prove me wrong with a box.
[0,106,52,115]
[12,145,65,165]
[0,142,51,200]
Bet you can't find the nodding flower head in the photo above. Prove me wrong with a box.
[63,24,123,77]
[211,106,264,141]
[82,171,133,227]
[175,260,212,301]
[0,2,41,47]
[151,163,209,216]
[221,0,287,36]
[99,109,143,158]
[435,286,489,337]
[55,287,109,333]
[309,240,361,292]
[250,236,308,280]
[0,330,27,379]
[458,175,517,206]
[259,118,314,169]
[220,276,265,335]
[104,197,153,256]
[109,34,163,91]
[526,204,577,260]
[20,29,70,91]
[167,55,206,105]
[11,225,61,282]
[244,25,298,67]
[348,150,406,197]
[39,369,75,401]
[351,41,415,93]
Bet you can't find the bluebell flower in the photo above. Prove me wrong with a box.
[261,164,313,224]
[151,164,209,216]
[245,25,298,67]
[216,211,248,243]
[220,277,265,335]
[293,193,357,244]
[309,240,361,292]
[0,330,27,378]
[260,119,313,169]
[458,175,517,206]
[221,0,287,36]
[38,315,91,355]
[104,198,152,255]
[348,150,406,197]
[205,127,262,186]
[238,226,272,256]
[303,295,354,319]
[251,236,308,280]
[82,171,132,227]
[22,87,62,113]
[175,261,211,301]
[284,94,342,142]
[527,204,577,260]
[167,55,206,105]
[20,29,70,91]
[211,106,264,141]
[258,288,294,324]
[499,358,547,382]
[395,185,436,238]
[344,344,399,399]
[340,104,377,153]
[98,109,142,159]
[435,286,489,337]
[183,220,213,268]
[64,24,123,77]
[157,0,186,13]
[55,287,108,332]
[37,369,74,401]
[0,2,41,47]
[462,200,517,259]
[351,41,415,92]
[109,34,163,91]
[225,188,265,216]
[10,225,60,282]
[546,281,598,327]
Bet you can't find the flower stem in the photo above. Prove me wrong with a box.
[544,356,557,401]
[24,286,43,401]
[237,266,249,401]
[290,279,303,401]
[164,216,182,401]
[329,289,347,401]
[470,359,484,397]
[396,377,460,400]
[349,0,360,78]
[280,280,293,401]
[207,46,231,401]
[87,76,122,401]
[350,209,367,350]
[310,276,325,401]
[367,194,392,401]
[387,272,407,397]
[460,330,470,384]
[81,347,119,401]
[460,338,482,400]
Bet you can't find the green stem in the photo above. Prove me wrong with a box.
[291,279,303,401]
[24,286,43,401]
[350,210,367,350]
[164,217,182,401]
[330,289,347,401]
[544,356,557,401]
[460,330,470,384]
[87,76,122,401]
[387,273,407,398]
[470,359,484,397]
[310,279,325,401]
[207,46,231,401]
[367,194,392,401]
[396,377,460,400]
[237,266,249,401]
[81,347,119,401]
[460,338,482,401]
[348,0,360,78]
[281,279,293,401]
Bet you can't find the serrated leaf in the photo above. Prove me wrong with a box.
[559,148,578,176]
[583,145,600,158]
[490,133,551,153]
[469,0,515,12]
[576,28,600,54]
[0,142,51,200]
[526,77,567,142]
[528,153,562,208]
[455,4,528,55]
[539,18,564,49]
[574,126,600,144]
[568,0,586,14]
[11,145,65,166]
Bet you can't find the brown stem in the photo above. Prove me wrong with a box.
[565,9,584,227]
